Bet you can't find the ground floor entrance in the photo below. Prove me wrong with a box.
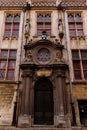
[18,65,68,127]
[34,77,54,125]
[78,100,87,126]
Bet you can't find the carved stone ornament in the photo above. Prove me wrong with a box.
[24,50,33,63]
[37,48,51,64]
[25,19,30,33]
[55,50,61,62]
[36,69,52,77]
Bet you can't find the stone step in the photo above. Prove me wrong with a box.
[0,126,87,130]
[0,126,71,130]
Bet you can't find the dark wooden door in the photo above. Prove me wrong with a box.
[34,77,54,125]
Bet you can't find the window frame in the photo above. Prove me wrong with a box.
[0,49,17,80]
[68,12,84,38]
[37,12,51,36]
[4,13,20,39]
[72,50,87,80]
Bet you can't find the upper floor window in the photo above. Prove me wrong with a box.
[72,50,87,80]
[68,13,84,37]
[0,50,17,80]
[37,13,51,36]
[4,14,20,38]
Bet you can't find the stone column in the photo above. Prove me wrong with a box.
[18,70,32,127]
[54,69,67,127]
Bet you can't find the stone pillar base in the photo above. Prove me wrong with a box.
[54,115,71,128]
[18,115,32,128]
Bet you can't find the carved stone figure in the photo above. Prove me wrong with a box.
[24,50,33,63]
[55,50,61,62]
[25,18,30,35]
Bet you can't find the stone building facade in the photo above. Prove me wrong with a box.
[0,0,87,129]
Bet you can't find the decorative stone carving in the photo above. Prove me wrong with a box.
[25,18,30,35]
[55,50,61,62]
[37,48,50,64]
[24,50,33,63]
[25,18,30,43]
[36,69,52,77]
[55,49,65,63]
[19,39,69,128]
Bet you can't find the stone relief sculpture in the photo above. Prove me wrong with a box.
[24,50,33,63]
[25,18,30,44]
[55,50,64,63]
[55,50,61,62]
[25,18,30,34]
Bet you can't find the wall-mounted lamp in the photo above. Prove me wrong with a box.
[41,30,47,40]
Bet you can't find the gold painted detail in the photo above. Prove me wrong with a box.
[36,69,52,77]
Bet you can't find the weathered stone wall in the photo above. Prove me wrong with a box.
[0,84,15,125]
[66,83,87,126]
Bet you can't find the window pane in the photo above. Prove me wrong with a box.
[45,24,50,29]
[69,24,75,29]
[81,50,87,59]
[84,71,87,79]
[77,31,83,36]
[37,30,42,36]
[6,15,12,22]
[77,24,83,29]
[68,14,74,22]
[37,15,43,22]
[1,50,8,58]
[69,30,76,36]
[7,70,14,79]
[13,31,18,36]
[74,71,81,79]
[45,15,51,22]
[75,14,82,22]
[82,61,87,69]
[0,61,6,68]
[13,24,19,30]
[5,31,11,36]
[5,24,11,30]
[9,50,16,58]
[73,61,80,69]
[72,50,79,59]
[13,24,19,36]
[37,24,43,29]
[8,61,15,68]
[5,24,11,36]
[14,15,20,22]
[0,71,5,79]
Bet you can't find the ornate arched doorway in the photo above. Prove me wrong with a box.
[18,39,68,127]
[34,77,54,125]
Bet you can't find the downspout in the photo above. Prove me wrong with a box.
[63,8,76,125]
[12,5,27,126]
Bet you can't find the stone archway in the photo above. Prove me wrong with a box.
[34,77,54,125]
[18,39,69,127]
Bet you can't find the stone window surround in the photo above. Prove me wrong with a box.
[36,11,52,36]
[0,49,17,80]
[67,11,85,40]
[72,49,87,80]
[3,11,21,40]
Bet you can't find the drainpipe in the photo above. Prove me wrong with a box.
[63,8,76,125]
[12,3,30,126]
